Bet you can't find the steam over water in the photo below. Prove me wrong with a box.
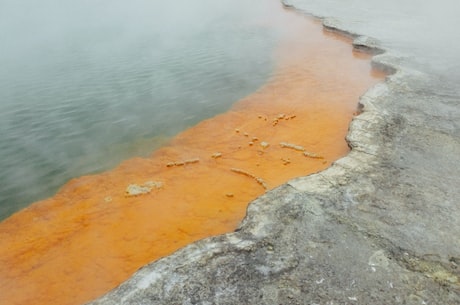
[0,0,277,219]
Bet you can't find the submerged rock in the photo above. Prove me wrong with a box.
[125,181,163,197]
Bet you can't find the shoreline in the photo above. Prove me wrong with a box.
[88,1,460,304]
[0,2,384,305]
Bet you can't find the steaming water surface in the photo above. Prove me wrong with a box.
[0,0,278,219]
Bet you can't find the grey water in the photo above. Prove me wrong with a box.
[0,0,279,220]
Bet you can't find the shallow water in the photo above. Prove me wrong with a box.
[0,0,277,219]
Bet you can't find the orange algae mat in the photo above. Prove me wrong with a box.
[0,3,384,305]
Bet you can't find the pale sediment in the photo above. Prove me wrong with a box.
[88,2,460,305]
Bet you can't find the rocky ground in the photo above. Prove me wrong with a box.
[88,3,460,305]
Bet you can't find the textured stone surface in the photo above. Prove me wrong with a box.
[88,3,460,305]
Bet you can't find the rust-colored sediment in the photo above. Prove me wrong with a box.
[0,3,384,305]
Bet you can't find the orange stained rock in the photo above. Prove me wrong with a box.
[0,3,385,305]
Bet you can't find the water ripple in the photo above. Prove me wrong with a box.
[0,0,277,219]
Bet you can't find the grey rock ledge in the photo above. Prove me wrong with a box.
[88,3,460,305]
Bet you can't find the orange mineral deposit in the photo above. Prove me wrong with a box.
[0,2,385,305]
